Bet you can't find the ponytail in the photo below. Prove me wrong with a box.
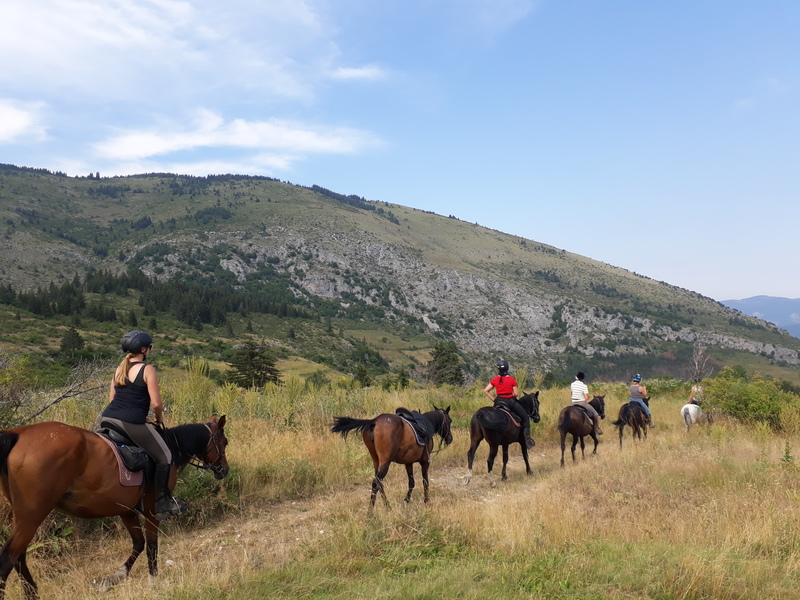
[113,353,135,387]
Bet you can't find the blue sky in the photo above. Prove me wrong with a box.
[2,1,798,301]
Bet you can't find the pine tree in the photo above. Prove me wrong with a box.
[226,341,281,388]
[427,340,464,386]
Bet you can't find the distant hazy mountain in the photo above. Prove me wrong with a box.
[722,296,800,339]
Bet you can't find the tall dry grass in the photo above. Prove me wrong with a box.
[12,376,800,599]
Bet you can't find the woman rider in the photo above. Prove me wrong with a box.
[629,373,655,428]
[484,359,535,448]
[102,330,187,521]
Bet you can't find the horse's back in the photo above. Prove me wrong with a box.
[371,414,429,464]
[1,421,136,517]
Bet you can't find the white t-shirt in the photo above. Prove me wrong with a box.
[570,379,589,402]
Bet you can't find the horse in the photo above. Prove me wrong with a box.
[330,406,452,509]
[557,395,606,467]
[681,403,708,432]
[0,416,229,599]
[612,397,650,448]
[465,392,540,485]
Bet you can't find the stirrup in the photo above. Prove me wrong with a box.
[155,497,188,521]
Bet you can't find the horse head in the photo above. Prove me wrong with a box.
[201,415,230,480]
[432,405,453,446]
[519,391,541,423]
[591,395,606,419]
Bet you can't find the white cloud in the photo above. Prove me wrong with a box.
[0,99,47,142]
[93,109,381,161]
[0,0,334,102]
[790,313,800,324]
[330,65,387,81]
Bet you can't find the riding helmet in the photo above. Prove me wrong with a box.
[121,330,153,353]
[632,374,642,383]
[497,358,510,374]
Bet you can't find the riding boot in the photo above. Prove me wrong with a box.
[648,416,656,428]
[522,416,535,449]
[592,416,604,436]
[154,463,188,521]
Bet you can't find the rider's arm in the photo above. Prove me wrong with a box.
[484,382,495,401]
[108,379,115,403]
[640,385,648,396]
[512,384,519,398]
[143,365,165,424]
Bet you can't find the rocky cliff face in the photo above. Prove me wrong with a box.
[141,228,800,369]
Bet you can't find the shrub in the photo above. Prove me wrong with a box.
[704,367,800,430]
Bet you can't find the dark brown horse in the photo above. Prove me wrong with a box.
[612,397,650,448]
[557,396,606,467]
[330,406,452,509]
[0,416,229,599]
[465,392,540,484]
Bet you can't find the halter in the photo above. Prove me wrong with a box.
[187,423,227,477]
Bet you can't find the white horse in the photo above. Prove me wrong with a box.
[680,403,706,432]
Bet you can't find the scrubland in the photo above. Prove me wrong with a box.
[5,377,800,600]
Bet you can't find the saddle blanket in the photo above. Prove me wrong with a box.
[96,433,144,487]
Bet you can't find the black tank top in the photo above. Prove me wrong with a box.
[102,362,151,424]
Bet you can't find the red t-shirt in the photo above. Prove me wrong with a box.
[490,375,517,398]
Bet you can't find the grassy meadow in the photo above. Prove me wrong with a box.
[4,373,800,600]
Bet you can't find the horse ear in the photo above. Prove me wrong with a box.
[445,406,450,414]
[217,415,226,429]
[209,414,218,423]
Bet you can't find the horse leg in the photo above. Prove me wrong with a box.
[618,424,624,449]
[370,463,392,509]
[12,551,37,600]
[465,432,483,485]
[0,505,51,600]
[501,445,510,481]
[403,464,415,503]
[98,511,144,592]
[144,515,161,580]
[571,435,579,462]
[590,432,599,455]
[420,459,431,504]
[487,444,499,487]
[520,442,533,476]
[560,431,567,468]
[579,435,586,460]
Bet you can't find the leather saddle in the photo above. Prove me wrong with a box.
[96,419,154,478]
[395,408,434,446]
[493,401,521,427]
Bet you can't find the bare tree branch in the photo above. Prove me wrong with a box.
[21,359,112,424]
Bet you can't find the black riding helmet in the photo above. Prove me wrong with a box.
[121,330,153,354]
[497,358,510,375]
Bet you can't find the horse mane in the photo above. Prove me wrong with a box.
[162,423,209,469]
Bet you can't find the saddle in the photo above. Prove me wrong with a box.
[493,400,521,427]
[575,405,594,420]
[395,408,434,446]
[95,419,155,481]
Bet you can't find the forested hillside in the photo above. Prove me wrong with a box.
[1,163,799,384]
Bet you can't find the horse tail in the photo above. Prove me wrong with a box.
[0,431,20,476]
[330,416,375,439]
[557,409,571,432]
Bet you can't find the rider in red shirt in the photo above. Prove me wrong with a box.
[484,359,535,448]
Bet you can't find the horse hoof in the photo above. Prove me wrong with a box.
[98,567,128,592]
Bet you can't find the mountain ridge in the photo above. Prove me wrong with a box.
[1,163,798,381]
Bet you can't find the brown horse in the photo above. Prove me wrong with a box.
[612,397,650,448]
[465,392,540,484]
[0,416,229,599]
[330,406,452,509]
[557,396,606,467]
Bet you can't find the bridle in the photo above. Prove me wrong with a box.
[188,423,227,477]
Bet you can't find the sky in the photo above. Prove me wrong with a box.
[1,0,799,302]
